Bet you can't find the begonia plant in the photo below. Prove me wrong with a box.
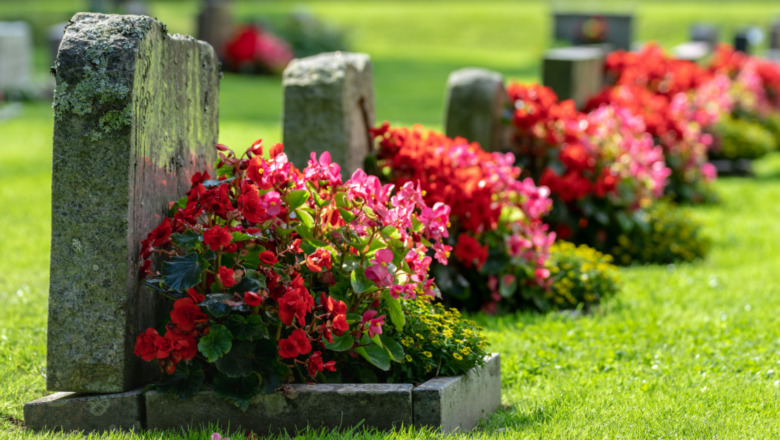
[134,140,483,409]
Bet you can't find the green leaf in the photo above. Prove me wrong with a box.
[285,190,310,211]
[296,208,315,229]
[213,372,262,411]
[156,363,204,400]
[161,253,203,291]
[335,192,350,209]
[380,225,401,239]
[328,279,351,302]
[197,324,232,362]
[355,344,391,371]
[215,340,258,378]
[200,294,232,318]
[350,267,372,294]
[171,230,201,250]
[231,232,254,243]
[168,196,188,216]
[381,291,405,330]
[258,360,290,394]
[230,269,266,295]
[322,333,354,352]
[225,314,269,341]
[411,216,424,233]
[380,334,405,363]
[306,180,330,208]
[338,207,356,223]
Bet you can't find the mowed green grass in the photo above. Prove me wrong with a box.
[3,0,780,438]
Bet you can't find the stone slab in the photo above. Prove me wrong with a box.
[283,51,375,176]
[47,13,219,393]
[691,24,719,48]
[552,12,633,51]
[196,0,233,61]
[543,46,605,109]
[0,21,33,91]
[444,68,511,152]
[710,159,754,177]
[673,41,711,62]
[146,383,413,433]
[24,389,144,432]
[771,21,780,50]
[413,353,501,433]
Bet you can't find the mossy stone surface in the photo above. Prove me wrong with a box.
[47,12,219,394]
[282,52,375,176]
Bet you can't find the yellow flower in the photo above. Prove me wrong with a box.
[405,355,413,362]
[453,353,463,360]
[423,351,433,358]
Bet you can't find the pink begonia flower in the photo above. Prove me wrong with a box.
[701,162,717,182]
[263,190,283,216]
[365,248,395,287]
[361,310,385,338]
[211,433,229,440]
[305,151,342,186]
[389,283,416,300]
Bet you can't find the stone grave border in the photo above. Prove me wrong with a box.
[26,354,501,434]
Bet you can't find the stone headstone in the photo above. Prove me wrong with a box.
[47,12,219,393]
[552,12,633,51]
[543,46,605,109]
[690,24,719,48]
[196,0,233,61]
[734,30,750,54]
[444,67,511,152]
[0,21,33,92]
[673,41,711,62]
[282,51,375,176]
[770,20,780,50]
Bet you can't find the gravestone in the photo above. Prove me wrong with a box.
[282,51,375,176]
[673,41,711,62]
[543,46,605,109]
[734,30,750,54]
[690,24,719,48]
[552,12,633,51]
[45,12,219,394]
[444,67,511,152]
[0,21,33,92]
[771,20,780,50]
[196,0,233,61]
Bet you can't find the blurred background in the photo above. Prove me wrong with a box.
[2,0,780,145]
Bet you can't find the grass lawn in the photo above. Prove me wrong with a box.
[3,0,780,438]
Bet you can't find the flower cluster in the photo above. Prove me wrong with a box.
[134,140,462,409]
[507,83,680,258]
[389,296,488,382]
[224,24,294,75]
[534,241,619,311]
[370,123,558,311]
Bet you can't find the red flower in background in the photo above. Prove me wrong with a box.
[224,24,294,74]
[133,328,161,362]
[170,298,208,332]
[203,225,233,251]
[453,233,488,270]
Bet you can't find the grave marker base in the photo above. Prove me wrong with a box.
[25,354,500,434]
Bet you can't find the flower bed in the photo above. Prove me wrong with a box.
[369,123,618,312]
[134,140,490,409]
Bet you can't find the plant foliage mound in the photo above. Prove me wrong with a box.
[369,123,618,313]
[135,140,487,409]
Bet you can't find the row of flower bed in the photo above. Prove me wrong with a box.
[130,44,780,413]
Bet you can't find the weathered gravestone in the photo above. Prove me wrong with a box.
[543,46,605,109]
[690,24,719,48]
[444,67,511,152]
[282,51,375,176]
[552,12,633,51]
[771,20,780,50]
[44,12,219,395]
[734,30,751,54]
[197,0,233,61]
[0,21,33,92]
[673,41,711,62]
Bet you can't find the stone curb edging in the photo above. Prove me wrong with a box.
[24,354,500,434]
